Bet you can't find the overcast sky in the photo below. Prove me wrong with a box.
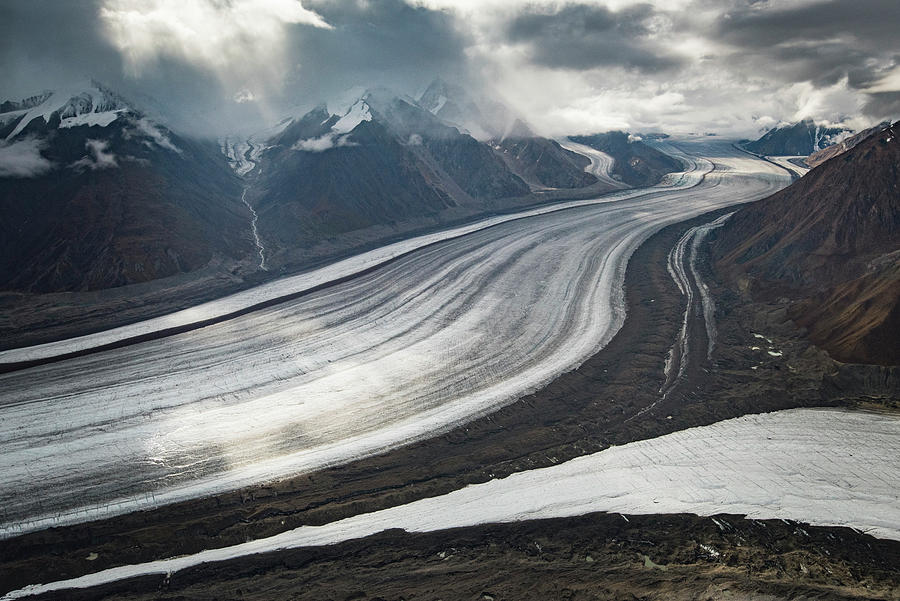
[2,0,899,138]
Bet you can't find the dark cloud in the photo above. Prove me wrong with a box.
[718,0,900,48]
[716,0,900,90]
[503,3,682,73]
[282,0,470,107]
[0,0,122,96]
[0,0,244,136]
[863,92,900,120]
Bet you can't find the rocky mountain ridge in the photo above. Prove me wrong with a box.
[743,118,850,156]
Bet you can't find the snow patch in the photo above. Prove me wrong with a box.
[59,109,125,129]
[327,86,367,117]
[331,99,372,134]
[5,83,127,140]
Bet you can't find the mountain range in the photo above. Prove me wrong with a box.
[244,85,622,263]
[0,81,595,293]
[742,118,850,156]
[0,81,252,292]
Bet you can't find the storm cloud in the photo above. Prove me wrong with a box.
[2,0,898,138]
[504,4,683,73]
[715,0,900,92]
[280,0,470,110]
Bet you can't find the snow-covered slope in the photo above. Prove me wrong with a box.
[332,98,372,134]
[2,81,130,141]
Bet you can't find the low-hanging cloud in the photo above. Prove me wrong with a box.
[99,0,332,106]
[291,132,356,152]
[2,0,898,140]
[0,138,55,178]
[71,139,118,171]
[130,118,181,153]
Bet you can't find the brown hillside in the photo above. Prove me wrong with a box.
[713,122,900,365]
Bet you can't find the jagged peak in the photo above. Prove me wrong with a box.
[3,79,136,140]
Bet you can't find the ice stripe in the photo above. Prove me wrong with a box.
[0,140,790,539]
[4,408,898,600]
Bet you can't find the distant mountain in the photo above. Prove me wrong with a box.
[806,121,890,168]
[247,89,531,254]
[489,120,596,190]
[0,81,252,292]
[568,131,683,187]
[743,118,850,156]
[713,122,900,365]
[418,79,598,190]
[418,77,497,140]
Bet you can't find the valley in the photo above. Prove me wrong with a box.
[3,2,900,599]
[1,120,897,600]
[0,140,788,539]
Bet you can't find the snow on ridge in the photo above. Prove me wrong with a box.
[59,109,126,129]
[429,95,448,115]
[5,82,129,141]
[332,99,372,134]
[286,99,371,153]
[327,86,367,118]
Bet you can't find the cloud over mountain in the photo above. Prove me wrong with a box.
[2,0,897,138]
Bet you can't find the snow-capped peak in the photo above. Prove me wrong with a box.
[327,86,368,118]
[331,98,372,134]
[3,80,131,141]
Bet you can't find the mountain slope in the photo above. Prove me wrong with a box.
[568,132,682,187]
[713,122,900,365]
[249,90,531,255]
[484,119,596,190]
[0,82,253,292]
[806,121,890,168]
[417,79,599,190]
[743,118,849,156]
